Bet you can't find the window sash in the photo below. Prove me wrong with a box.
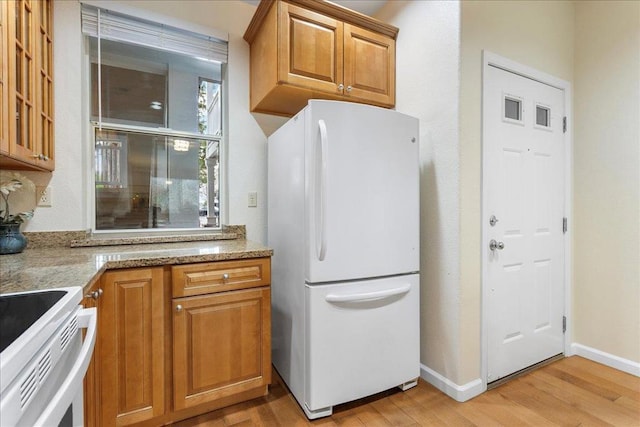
[92,121,222,233]
[81,4,228,64]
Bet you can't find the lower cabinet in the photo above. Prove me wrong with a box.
[98,267,166,426]
[173,287,271,410]
[85,257,271,426]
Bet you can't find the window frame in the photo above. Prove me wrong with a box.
[88,121,225,235]
[81,4,229,236]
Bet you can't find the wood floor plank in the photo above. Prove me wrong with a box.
[615,395,640,413]
[368,393,417,426]
[173,357,639,426]
[470,392,558,426]
[387,389,449,426]
[554,357,640,401]
[528,370,640,426]
[564,356,640,391]
[496,377,616,426]
[332,414,366,426]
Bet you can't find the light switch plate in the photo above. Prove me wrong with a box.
[248,191,257,207]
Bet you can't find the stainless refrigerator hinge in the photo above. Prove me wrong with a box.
[562,316,567,333]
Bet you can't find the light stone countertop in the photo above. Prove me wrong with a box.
[0,239,273,295]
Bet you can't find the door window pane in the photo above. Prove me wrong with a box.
[504,97,521,121]
[536,105,550,127]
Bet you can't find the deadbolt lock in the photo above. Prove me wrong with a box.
[489,239,505,251]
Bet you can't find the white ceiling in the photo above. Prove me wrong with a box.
[243,0,387,17]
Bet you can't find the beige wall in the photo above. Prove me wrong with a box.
[378,0,580,387]
[376,0,463,384]
[573,1,640,363]
[459,0,575,384]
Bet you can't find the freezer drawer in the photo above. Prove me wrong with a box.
[304,274,420,412]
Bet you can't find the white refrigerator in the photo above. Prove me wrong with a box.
[268,100,420,419]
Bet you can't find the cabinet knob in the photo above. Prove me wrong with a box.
[86,288,103,300]
[176,304,183,312]
[346,85,352,92]
[222,273,230,280]
[337,83,344,91]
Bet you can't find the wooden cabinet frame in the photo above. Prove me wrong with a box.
[244,0,397,117]
[86,258,272,426]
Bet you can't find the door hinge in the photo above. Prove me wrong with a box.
[562,316,567,333]
[563,117,567,133]
[563,217,568,234]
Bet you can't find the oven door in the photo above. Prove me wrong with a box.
[34,307,97,427]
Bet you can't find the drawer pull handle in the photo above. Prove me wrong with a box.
[222,273,230,280]
[176,304,183,312]
[325,284,411,303]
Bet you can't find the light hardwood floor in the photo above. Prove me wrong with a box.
[174,356,640,426]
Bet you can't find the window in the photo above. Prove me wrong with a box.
[82,5,227,231]
[504,96,522,122]
[535,105,551,128]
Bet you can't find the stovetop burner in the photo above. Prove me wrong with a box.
[0,290,67,353]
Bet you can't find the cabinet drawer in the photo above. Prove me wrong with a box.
[172,257,271,297]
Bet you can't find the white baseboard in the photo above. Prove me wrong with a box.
[420,364,485,402]
[571,343,640,377]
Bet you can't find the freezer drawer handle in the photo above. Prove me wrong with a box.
[325,283,411,303]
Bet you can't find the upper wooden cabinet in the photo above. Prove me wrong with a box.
[1,0,54,171]
[244,0,397,117]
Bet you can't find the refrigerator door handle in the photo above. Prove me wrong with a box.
[316,119,328,261]
[325,283,411,303]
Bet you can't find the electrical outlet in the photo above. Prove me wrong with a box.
[248,191,258,207]
[37,186,52,207]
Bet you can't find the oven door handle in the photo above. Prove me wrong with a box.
[33,307,97,427]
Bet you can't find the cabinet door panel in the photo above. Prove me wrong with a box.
[100,267,165,426]
[279,2,343,93]
[343,23,395,106]
[173,287,271,410]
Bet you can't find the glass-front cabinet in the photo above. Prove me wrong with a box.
[0,0,54,171]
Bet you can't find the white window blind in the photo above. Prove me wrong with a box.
[81,4,228,63]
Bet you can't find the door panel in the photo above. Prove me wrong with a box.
[304,101,419,283]
[173,287,271,410]
[278,2,343,93]
[343,24,395,106]
[485,65,565,382]
[100,267,165,426]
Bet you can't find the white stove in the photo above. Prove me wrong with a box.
[0,287,97,426]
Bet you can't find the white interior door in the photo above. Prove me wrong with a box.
[485,65,565,382]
